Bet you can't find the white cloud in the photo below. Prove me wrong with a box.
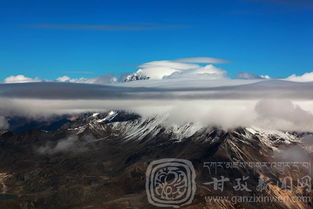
[4,75,42,83]
[1,95,313,132]
[57,76,71,82]
[255,99,313,131]
[286,72,313,82]
[174,57,228,64]
[56,76,97,84]
[56,75,118,84]
[260,75,271,79]
[137,60,199,79]
[136,60,227,80]
[273,145,310,162]
[3,74,117,85]
[165,64,226,79]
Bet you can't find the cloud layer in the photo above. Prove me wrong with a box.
[1,80,313,131]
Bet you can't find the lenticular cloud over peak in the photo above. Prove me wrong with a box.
[133,57,227,80]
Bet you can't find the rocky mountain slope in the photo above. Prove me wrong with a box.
[0,111,312,209]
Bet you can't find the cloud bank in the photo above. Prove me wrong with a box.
[1,80,313,131]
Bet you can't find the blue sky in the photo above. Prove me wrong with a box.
[0,0,313,81]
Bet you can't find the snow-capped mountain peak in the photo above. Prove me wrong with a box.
[123,70,150,82]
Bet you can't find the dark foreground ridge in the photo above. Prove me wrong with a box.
[0,111,312,209]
